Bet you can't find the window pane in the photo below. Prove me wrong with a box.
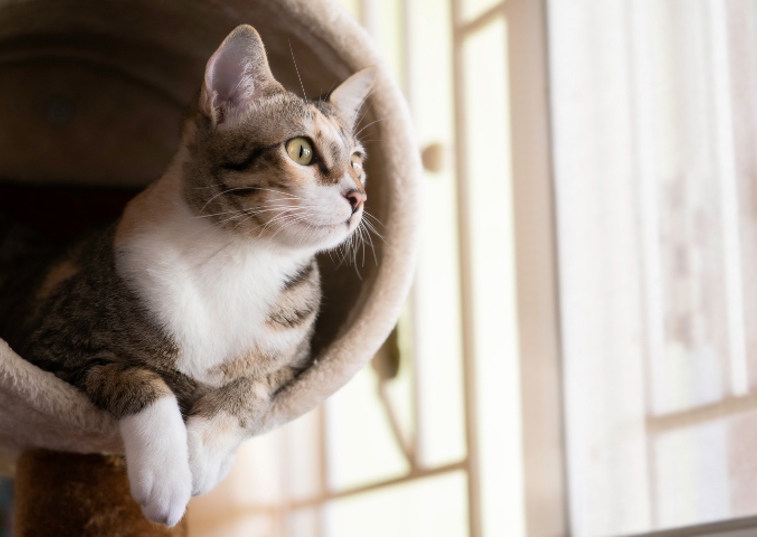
[462,16,524,537]
[323,472,469,537]
[407,0,467,469]
[326,368,410,490]
[550,0,757,534]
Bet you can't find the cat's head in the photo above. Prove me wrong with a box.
[182,25,375,252]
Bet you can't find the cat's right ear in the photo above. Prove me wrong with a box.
[329,68,376,129]
[200,25,283,127]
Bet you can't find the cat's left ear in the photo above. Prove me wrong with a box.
[329,68,377,129]
[200,25,284,127]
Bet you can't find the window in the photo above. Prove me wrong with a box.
[551,0,757,535]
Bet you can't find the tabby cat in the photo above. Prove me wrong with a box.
[0,25,374,526]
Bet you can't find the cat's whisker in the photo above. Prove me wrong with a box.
[288,40,307,99]
[198,203,310,223]
[332,240,347,268]
[248,187,305,200]
[268,219,313,240]
[361,214,380,229]
[198,187,266,215]
[361,212,386,241]
[355,225,364,268]
[261,207,318,224]
[354,117,386,139]
[228,204,321,230]
[365,225,379,266]
[196,187,306,214]
[267,213,314,231]
[261,210,319,237]
[361,220,384,243]
[352,232,364,279]
[195,209,247,220]
[354,96,378,131]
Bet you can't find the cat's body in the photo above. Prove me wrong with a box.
[0,25,375,526]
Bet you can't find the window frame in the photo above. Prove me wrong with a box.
[501,0,569,535]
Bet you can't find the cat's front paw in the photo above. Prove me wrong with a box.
[186,413,242,496]
[119,397,192,526]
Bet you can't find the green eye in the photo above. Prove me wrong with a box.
[286,137,313,165]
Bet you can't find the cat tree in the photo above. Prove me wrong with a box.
[0,0,419,534]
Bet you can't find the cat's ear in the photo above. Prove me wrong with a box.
[200,25,283,127]
[329,68,377,129]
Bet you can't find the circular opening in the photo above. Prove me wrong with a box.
[0,0,392,358]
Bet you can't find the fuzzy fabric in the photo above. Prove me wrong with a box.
[0,0,420,472]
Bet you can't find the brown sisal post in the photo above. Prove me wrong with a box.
[14,450,187,537]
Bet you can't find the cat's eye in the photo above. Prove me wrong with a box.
[350,154,363,170]
[286,138,314,165]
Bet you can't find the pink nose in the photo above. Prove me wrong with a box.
[344,189,367,213]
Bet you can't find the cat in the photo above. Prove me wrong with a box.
[0,24,375,526]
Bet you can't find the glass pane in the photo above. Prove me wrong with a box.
[653,410,757,526]
[368,0,405,85]
[278,409,325,502]
[323,472,468,537]
[325,367,409,490]
[462,16,524,537]
[550,0,757,534]
[407,0,467,468]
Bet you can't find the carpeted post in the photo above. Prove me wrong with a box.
[14,450,187,537]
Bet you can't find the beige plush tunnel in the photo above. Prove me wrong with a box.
[0,0,420,471]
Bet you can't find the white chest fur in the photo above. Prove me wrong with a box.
[115,178,313,385]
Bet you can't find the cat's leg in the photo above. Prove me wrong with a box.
[80,363,192,526]
[186,370,294,495]
[185,376,264,495]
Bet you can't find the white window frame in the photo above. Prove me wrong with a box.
[450,0,567,536]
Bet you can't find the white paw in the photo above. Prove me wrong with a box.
[119,397,192,527]
[186,413,242,496]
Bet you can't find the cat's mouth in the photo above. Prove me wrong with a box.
[261,205,360,250]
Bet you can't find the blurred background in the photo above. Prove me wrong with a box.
[188,0,757,536]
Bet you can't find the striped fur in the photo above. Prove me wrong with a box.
[0,25,375,525]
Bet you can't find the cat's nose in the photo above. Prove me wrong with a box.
[343,189,367,213]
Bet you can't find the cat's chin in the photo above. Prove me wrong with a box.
[264,219,358,253]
